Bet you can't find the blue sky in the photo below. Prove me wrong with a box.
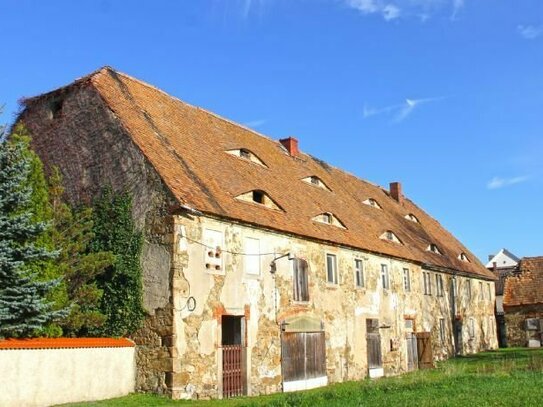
[1,0,542,261]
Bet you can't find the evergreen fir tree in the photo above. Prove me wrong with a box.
[0,128,66,338]
[91,188,145,337]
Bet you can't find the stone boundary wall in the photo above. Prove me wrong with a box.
[0,338,135,407]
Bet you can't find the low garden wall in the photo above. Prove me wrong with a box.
[0,338,135,407]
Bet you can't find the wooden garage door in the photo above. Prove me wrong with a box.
[281,331,326,384]
[416,332,434,369]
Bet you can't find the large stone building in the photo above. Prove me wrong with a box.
[18,67,497,399]
[502,257,543,347]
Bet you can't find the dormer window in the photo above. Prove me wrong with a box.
[380,230,402,244]
[302,175,331,191]
[226,148,267,167]
[312,212,346,229]
[363,198,382,209]
[458,252,470,262]
[405,213,419,223]
[427,244,442,255]
[235,190,282,210]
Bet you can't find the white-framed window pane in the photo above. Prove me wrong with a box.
[355,259,364,288]
[381,264,389,289]
[244,237,260,275]
[326,254,337,284]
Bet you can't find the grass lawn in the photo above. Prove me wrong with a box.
[65,348,543,407]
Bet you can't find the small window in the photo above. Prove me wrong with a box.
[423,271,432,295]
[405,213,419,223]
[487,283,492,300]
[479,281,484,301]
[469,318,475,339]
[293,258,309,302]
[312,212,346,229]
[458,252,470,262]
[235,190,282,210]
[355,259,364,288]
[427,244,442,255]
[436,274,444,297]
[48,98,63,120]
[380,230,402,244]
[466,279,472,300]
[403,268,411,291]
[226,148,267,167]
[302,175,331,191]
[439,318,446,343]
[363,198,382,209]
[326,254,338,285]
[381,264,390,290]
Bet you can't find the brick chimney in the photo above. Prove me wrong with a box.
[389,182,402,204]
[279,137,299,157]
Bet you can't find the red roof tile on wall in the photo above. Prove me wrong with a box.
[0,338,135,350]
[503,257,543,307]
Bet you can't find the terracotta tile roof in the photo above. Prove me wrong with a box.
[503,257,543,306]
[0,337,134,350]
[24,67,494,280]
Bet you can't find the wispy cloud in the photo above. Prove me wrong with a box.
[517,25,543,40]
[487,176,529,190]
[242,119,267,128]
[345,0,466,22]
[363,96,445,122]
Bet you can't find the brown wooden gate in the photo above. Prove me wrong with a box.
[222,345,244,398]
[281,331,326,383]
[416,332,434,369]
[366,333,383,369]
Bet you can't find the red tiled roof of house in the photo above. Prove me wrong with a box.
[503,257,543,306]
[0,337,134,350]
[22,67,495,280]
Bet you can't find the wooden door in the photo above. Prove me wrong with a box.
[222,316,245,398]
[406,333,418,371]
[416,332,434,369]
[281,331,326,385]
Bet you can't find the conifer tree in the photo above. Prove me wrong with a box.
[0,128,66,338]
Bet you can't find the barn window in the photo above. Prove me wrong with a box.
[302,175,331,191]
[225,148,267,167]
[403,268,411,291]
[439,318,446,343]
[466,279,472,300]
[380,230,402,244]
[48,98,64,120]
[469,318,475,339]
[355,259,364,288]
[436,274,444,297]
[458,252,470,262]
[311,212,346,229]
[427,243,442,255]
[252,190,264,204]
[326,254,338,285]
[405,213,419,223]
[293,258,309,302]
[363,198,382,209]
[423,271,432,295]
[479,281,484,301]
[381,264,390,290]
[235,190,282,210]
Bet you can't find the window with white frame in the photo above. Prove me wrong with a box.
[423,271,432,295]
[436,274,444,297]
[355,259,364,288]
[243,237,260,276]
[439,318,446,343]
[293,258,309,302]
[403,268,411,291]
[381,264,390,290]
[326,254,338,285]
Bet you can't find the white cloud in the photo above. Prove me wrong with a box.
[517,25,543,40]
[487,176,529,190]
[363,96,445,122]
[345,0,465,21]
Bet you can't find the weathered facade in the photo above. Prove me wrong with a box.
[503,257,543,347]
[18,67,498,399]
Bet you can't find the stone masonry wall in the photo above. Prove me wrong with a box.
[170,215,498,399]
[19,85,177,395]
[504,305,543,347]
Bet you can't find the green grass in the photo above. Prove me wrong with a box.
[65,348,543,407]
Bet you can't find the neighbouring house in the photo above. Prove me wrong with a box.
[503,257,543,347]
[486,248,520,347]
[17,67,498,400]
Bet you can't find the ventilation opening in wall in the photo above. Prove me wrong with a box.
[48,98,64,120]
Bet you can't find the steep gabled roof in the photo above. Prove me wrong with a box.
[503,256,543,306]
[23,67,494,280]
